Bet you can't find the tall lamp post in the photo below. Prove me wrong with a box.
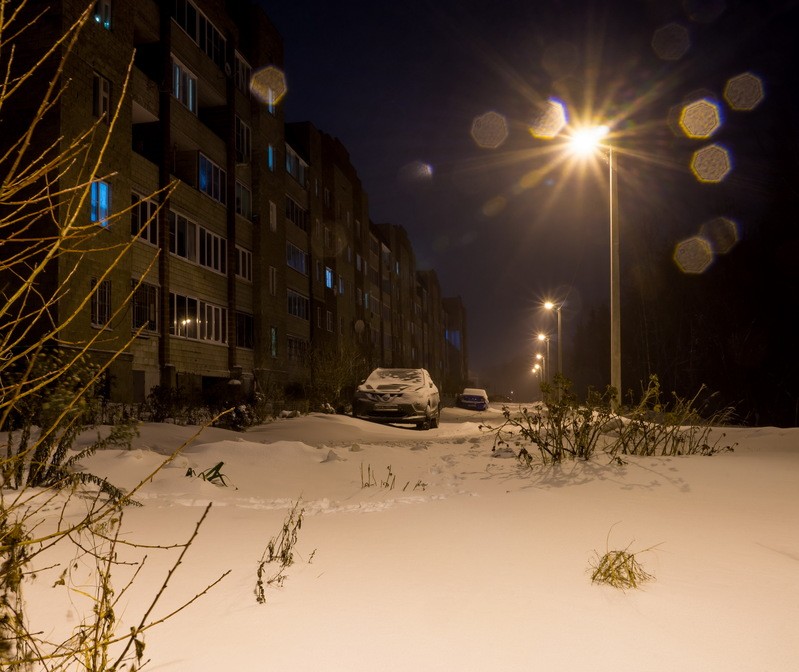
[537,333,550,384]
[570,126,621,406]
[544,301,562,383]
[535,353,545,385]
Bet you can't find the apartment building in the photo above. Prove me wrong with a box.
[5,0,468,405]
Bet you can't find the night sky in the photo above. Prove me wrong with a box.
[259,0,798,394]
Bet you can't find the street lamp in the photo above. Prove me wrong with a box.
[569,125,621,406]
[536,333,550,384]
[544,301,563,385]
[535,353,545,384]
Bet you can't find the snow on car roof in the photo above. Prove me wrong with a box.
[462,388,488,396]
[365,368,425,384]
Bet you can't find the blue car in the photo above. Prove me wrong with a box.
[457,388,489,411]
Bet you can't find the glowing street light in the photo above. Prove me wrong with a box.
[535,353,546,384]
[544,300,563,397]
[537,332,551,384]
[567,125,621,406]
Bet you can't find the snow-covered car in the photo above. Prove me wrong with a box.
[457,388,489,411]
[352,368,440,429]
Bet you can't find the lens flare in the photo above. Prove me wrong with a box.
[652,22,690,61]
[529,99,567,139]
[724,72,764,111]
[250,65,287,106]
[471,111,509,149]
[679,98,722,138]
[691,144,732,182]
[699,216,738,254]
[674,236,713,273]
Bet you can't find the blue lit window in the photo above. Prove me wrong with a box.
[93,0,112,30]
[90,180,111,227]
[267,144,275,171]
[325,267,334,289]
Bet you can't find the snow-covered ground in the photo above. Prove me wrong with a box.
[17,406,799,670]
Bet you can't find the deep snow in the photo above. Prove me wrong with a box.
[15,406,799,671]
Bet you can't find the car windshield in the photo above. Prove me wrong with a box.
[364,369,424,387]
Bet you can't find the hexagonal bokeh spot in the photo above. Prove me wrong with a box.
[470,111,509,149]
[724,72,764,111]
[680,99,722,138]
[249,65,287,106]
[699,216,738,254]
[674,236,714,274]
[529,99,567,139]
[691,144,732,183]
[651,22,690,61]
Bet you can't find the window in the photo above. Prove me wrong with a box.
[286,242,309,275]
[269,201,277,231]
[338,276,345,295]
[172,59,197,113]
[131,194,158,245]
[235,312,254,349]
[235,246,252,282]
[198,153,226,204]
[234,51,251,94]
[287,289,309,321]
[326,310,333,332]
[198,227,227,274]
[131,281,157,331]
[285,197,308,231]
[169,292,226,343]
[200,301,226,343]
[93,0,112,29]
[316,306,322,328]
[267,144,275,171]
[287,335,307,361]
[268,266,277,295]
[285,145,308,186]
[270,326,278,358]
[235,116,251,163]
[93,73,110,120]
[168,211,197,261]
[91,278,111,326]
[235,181,251,219]
[172,1,226,69]
[324,267,334,290]
[90,180,111,227]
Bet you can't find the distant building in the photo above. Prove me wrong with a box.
[3,0,467,404]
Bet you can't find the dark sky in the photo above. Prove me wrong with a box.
[258,0,798,388]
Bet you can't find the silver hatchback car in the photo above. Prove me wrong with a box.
[352,368,440,429]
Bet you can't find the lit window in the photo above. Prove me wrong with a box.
[90,180,111,227]
[93,0,112,30]
[172,58,197,113]
[270,326,278,358]
[325,267,334,289]
[267,144,275,171]
[198,153,226,204]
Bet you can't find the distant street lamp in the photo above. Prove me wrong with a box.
[569,125,621,406]
[536,333,550,384]
[544,301,563,388]
[535,353,545,384]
